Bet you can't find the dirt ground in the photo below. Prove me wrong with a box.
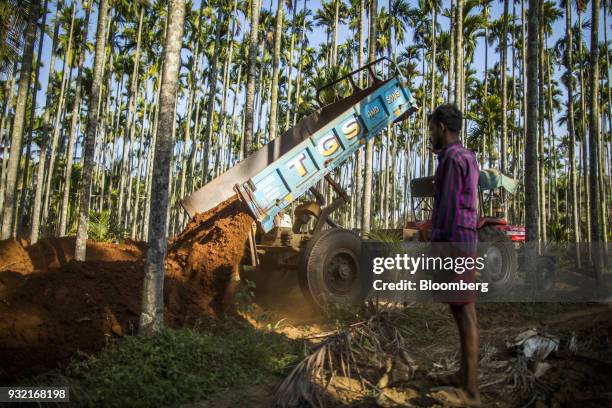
[0,196,254,383]
[215,299,612,408]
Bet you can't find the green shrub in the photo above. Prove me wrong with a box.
[29,324,300,407]
[68,210,125,242]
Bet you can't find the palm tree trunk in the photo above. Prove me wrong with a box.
[354,0,364,226]
[428,5,437,175]
[1,1,40,239]
[243,0,261,157]
[537,0,546,242]
[143,68,162,241]
[75,0,109,260]
[483,4,488,97]
[284,2,298,129]
[31,0,61,243]
[361,0,377,234]
[202,11,226,181]
[140,0,185,335]
[228,65,242,165]
[578,10,591,243]
[525,0,539,247]
[521,0,527,169]
[0,65,18,218]
[17,0,50,238]
[44,103,67,228]
[58,5,92,236]
[130,105,151,239]
[216,0,238,175]
[254,58,265,138]
[564,0,580,266]
[429,5,437,112]
[588,0,602,276]
[380,134,387,225]
[268,0,283,141]
[178,87,195,229]
[118,7,144,225]
[602,0,610,246]
[389,134,396,227]
[454,0,463,109]
[292,0,308,126]
[545,45,558,221]
[258,74,270,144]
[448,1,454,100]
[501,0,508,179]
[332,0,339,66]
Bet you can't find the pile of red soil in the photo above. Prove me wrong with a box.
[0,237,144,275]
[165,196,254,323]
[0,260,145,379]
[0,196,254,382]
[0,239,33,274]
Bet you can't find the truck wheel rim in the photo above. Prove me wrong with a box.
[485,245,504,281]
[324,250,358,296]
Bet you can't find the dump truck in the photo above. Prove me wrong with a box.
[182,58,418,308]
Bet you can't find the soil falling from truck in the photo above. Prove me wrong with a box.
[165,196,254,322]
[0,196,254,382]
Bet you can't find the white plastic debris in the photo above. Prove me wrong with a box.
[513,328,560,360]
[533,361,552,378]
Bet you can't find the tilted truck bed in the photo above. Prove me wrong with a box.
[182,61,416,232]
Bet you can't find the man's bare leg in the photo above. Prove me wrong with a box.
[450,303,480,403]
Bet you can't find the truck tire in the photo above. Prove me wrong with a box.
[478,225,518,290]
[298,228,363,310]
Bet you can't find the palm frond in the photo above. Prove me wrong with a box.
[0,0,36,75]
[273,306,418,407]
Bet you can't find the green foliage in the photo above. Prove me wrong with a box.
[29,325,300,407]
[364,228,402,243]
[88,210,124,242]
[548,221,568,243]
[309,65,352,107]
[363,228,405,254]
[264,318,289,331]
[234,279,257,313]
[69,210,125,242]
[0,0,35,75]
[323,303,363,328]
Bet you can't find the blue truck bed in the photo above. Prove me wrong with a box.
[235,76,416,232]
[182,58,417,231]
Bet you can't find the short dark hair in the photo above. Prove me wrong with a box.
[427,104,462,133]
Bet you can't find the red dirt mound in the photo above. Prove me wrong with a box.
[0,260,145,380]
[0,196,254,382]
[0,239,33,274]
[0,237,145,274]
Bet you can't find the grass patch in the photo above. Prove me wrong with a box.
[27,322,300,407]
[323,303,365,328]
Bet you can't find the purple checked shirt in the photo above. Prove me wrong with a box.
[431,142,479,243]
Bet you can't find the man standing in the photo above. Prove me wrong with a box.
[427,104,481,407]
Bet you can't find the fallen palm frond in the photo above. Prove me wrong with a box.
[508,355,553,395]
[273,304,418,407]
